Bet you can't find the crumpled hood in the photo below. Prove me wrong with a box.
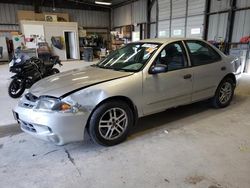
[29,66,133,98]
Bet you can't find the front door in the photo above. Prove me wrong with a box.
[142,41,193,115]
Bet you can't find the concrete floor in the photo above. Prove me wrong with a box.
[0,61,250,188]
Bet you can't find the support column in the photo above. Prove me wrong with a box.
[203,0,211,40]
[224,0,236,54]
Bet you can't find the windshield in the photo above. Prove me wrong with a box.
[96,43,161,72]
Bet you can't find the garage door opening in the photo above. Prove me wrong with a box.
[64,31,77,60]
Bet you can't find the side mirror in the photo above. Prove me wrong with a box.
[149,64,168,74]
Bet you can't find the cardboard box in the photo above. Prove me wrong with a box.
[17,10,69,22]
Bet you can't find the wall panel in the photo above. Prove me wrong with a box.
[210,0,230,12]
[186,15,204,38]
[113,0,147,27]
[113,4,132,27]
[236,0,250,8]
[158,20,170,38]
[158,0,171,21]
[188,0,205,16]
[171,18,185,37]
[207,13,228,41]
[172,0,186,19]
[232,10,250,42]
[132,0,147,24]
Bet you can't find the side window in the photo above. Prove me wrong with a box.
[185,41,221,66]
[156,42,188,71]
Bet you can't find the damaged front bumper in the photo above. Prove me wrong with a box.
[13,96,89,145]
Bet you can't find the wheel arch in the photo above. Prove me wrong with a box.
[212,73,236,108]
[213,73,236,98]
[221,73,236,87]
[85,96,138,129]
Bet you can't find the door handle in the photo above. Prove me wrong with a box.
[183,74,192,79]
[221,66,226,71]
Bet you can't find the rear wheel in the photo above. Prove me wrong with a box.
[8,79,26,98]
[212,78,235,108]
[89,100,133,146]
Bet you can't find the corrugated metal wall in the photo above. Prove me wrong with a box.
[210,0,230,12]
[207,13,228,41]
[0,3,109,31]
[207,0,250,42]
[159,0,171,21]
[132,0,147,24]
[207,0,230,41]
[186,15,204,37]
[158,20,170,37]
[113,0,147,27]
[237,0,250,8]
[232,9,250,42]
[172,0,186,18]
[158,0,205,38]
[113,4,132,27]
[188,0,206,16]
[171,18,185,37]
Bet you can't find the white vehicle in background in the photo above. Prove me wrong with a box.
[13,38,238,146]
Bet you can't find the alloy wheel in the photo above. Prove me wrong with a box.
[219,82,232,104]
[98,108,128,140]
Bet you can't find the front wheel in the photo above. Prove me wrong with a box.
[51,68,60,75]
[211,78,235,108]
[8,79,26,98]
[88,101,134,146]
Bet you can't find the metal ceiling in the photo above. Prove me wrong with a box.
[0,0,135,11]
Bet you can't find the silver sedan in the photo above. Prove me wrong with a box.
[13,38,239,146]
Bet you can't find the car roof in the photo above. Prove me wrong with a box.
[138,38,203,44]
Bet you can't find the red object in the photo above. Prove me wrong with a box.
[240,36,250,43]
[25,38,34,42]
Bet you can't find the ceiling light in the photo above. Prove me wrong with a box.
[95,1,112,5]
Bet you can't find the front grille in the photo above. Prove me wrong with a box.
[22,103,35,108]
[25,93,38,102]
[19,120,36,133]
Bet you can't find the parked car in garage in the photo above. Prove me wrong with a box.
[13,38,238,146]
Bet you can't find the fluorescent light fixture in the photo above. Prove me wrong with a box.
[95,1,112,5]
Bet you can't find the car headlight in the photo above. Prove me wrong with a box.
[34,97,79,113]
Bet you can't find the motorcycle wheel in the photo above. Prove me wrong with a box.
[51,68,60,75]
[8,79,26,98]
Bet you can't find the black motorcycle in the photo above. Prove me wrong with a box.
[8,52,62,98]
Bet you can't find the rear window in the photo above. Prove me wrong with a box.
[185,41,221,66]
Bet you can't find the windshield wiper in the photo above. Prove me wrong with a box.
[94,64,115,70]
[93,64,135,72]
[113,68,136,72]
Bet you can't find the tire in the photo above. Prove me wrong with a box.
[51,68,60,75]
[211,77,235,108]
[8,79,26,98]
[89,100,134,146]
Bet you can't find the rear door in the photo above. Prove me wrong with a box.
[142,41,193,115]
[184,40,224,102]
